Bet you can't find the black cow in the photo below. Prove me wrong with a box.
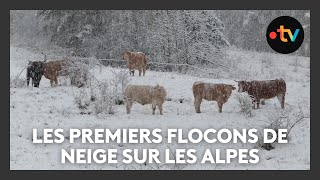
[26,61,45,87]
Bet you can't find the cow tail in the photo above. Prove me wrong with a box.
[26,68,30,86]
[277,78,286,94]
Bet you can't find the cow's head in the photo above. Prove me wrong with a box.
[153,84,166,98]
[235,80,251,93]
[153,84,161,92]
[122,51,132,61]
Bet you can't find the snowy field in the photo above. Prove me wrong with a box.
[10,46,310,170]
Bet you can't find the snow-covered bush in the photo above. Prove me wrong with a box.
[94,81,116,115]
[73,87,91,110]
[257,105,309,150]
[10,75,26,88]
[234,93,253,117]
[66,59,91,88]
[109,69,130,105]
[72,68,130,116]
[94,69,130,114]
[265,105,308,138]
[73,80,117,115]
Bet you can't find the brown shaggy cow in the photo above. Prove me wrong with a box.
[236,78,286,109]
[193,82,236,113]
[124,84,167,115]
[122,51,147,76]
[43,60,68,87]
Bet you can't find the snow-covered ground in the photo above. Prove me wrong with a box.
[10,47,310,170]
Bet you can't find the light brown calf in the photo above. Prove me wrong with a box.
[124,84,167,115]
[192,82,236,113]
[43,60,68,87]
[123,51,147,76]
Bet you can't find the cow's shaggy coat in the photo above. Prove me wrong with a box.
[236,78,286,109]
[43,60,68,87]
[192,82,236,113]
[123,51,147,76]
[26,61,45,87]
[124,84,167,115]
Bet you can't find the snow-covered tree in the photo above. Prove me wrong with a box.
[182,10,229,66]
[34,10,230,65]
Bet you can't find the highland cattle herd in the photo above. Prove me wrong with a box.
[26,51,287,114]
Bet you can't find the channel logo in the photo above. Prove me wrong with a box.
[266,16,304,54]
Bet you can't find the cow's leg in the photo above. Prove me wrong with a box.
[27,76,30,86]
[38,76,42,87]
[158,104,163,115]
[256,98,260,109]
[143,66,146,76]
[126,100,133,114]
[138,68,142,76]
[152,104,156,115]
[54,76,58,87]
[129,100,134,114]
[50,79,54,87]
[252,99,256,109]
[217,101,223,113]
[194,97,202,113]
[130,70,134,76]
[277,93,285,109]
[32,78,37,87]
[33,81,39,87]
[126,103,130,114]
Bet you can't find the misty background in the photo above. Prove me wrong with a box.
[10,10,310,68]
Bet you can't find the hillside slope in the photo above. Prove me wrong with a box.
[10,47,310,170]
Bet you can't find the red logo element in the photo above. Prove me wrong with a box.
[269,31,277,39]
